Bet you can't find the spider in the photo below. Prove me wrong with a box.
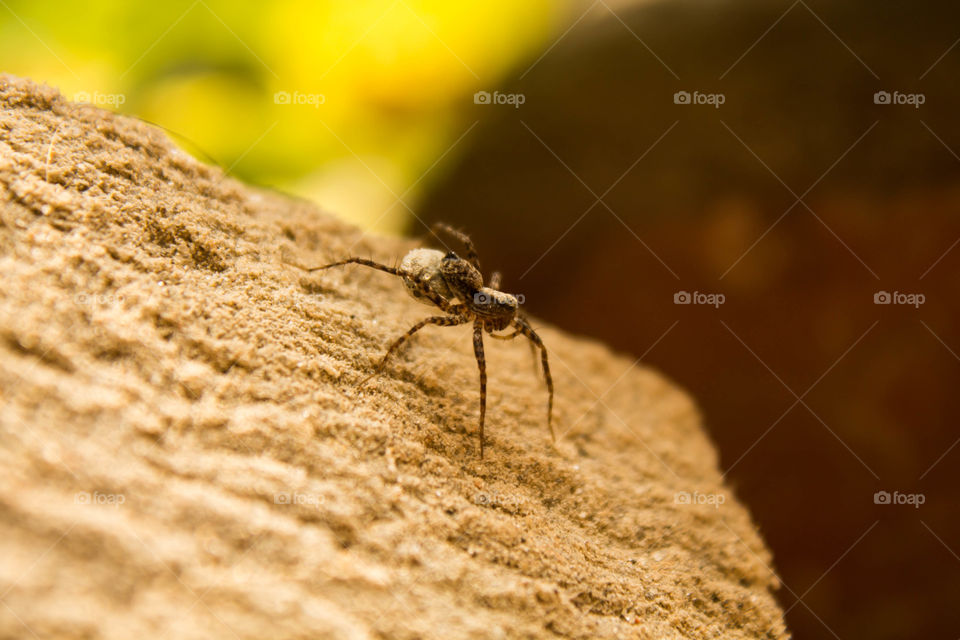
[292,223,553,457]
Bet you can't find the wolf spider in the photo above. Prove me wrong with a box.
[293,224,553,457]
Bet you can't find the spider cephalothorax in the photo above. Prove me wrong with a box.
[291,224,553,457]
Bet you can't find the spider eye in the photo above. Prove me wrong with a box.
[443,251,459,261]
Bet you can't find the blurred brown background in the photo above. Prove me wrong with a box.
[418,1,960,638]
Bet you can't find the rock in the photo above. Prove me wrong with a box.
[0,74,787,639]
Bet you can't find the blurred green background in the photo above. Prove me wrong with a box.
[0,0,561,232]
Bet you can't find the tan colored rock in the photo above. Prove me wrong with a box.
[0,75,788,640]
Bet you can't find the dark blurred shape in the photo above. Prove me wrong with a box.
[418,1,960,638]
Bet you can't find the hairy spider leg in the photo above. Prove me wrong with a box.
[433,223,482,271]
[294,257,402,276]
[488,328,521,340]
[358,313,469,389]
[473,320,487,457]
[513,316,554,442]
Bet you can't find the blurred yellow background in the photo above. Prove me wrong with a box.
[0,0,562,233]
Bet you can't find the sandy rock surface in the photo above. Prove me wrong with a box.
[0,75,788,640]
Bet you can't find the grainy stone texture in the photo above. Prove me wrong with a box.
[0,75,788,640]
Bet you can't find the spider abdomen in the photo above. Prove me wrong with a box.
[399,248,453,305]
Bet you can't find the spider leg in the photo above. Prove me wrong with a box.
[514,316,554,442]
[472,320,487,458]
[432,223,481,271]
[288,256,401,276]
[358,314,468,388]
